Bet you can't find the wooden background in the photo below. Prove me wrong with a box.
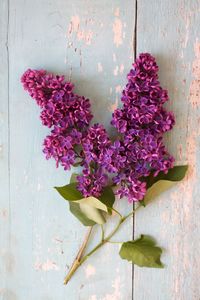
[0,0,200,299]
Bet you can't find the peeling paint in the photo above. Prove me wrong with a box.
[114,7,120,17]
[170,37,200,299]
[109,98,118,112]
[97,62,103,73]
[85,264,96,278]
[1,209,8,219]
[115,85,121,93]
[89,296,97,300]
[190,39,200,107]
[68,15,80,35]
[3,252,15,273]
[34,259,59,271]
[0,289,17,300]
[102,276,121,300]
[67,15,93,46]
[119,64,124,74]
[113,18,122,47]
[113,65,119,76]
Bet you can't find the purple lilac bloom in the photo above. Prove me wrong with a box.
[21,69,74,108]
[77,167,108,198]
[76,124,110,197]
[21,69,93,129]
[43,128,77,170]
[110,53,175,202]
[21,69,93,171]
[81,123,111,165]
[22,54,175,203]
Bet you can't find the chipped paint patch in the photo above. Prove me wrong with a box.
[1,209,8,219]
[89,296,97,300]
[97,62,103,73]
[113,66,119,76]
[68,15,80,34]
[77,29,93,45]
[119,64,124,74]
[109,98,118,112]
[115,85,121,93]
[34,259,59,271]
[67,15,93,46]
[190,39,200,107]
[114,7,120,17]
[0,289,17,300]
[3,252,15,273]
[170,37,200,299]
[113,18,122,47]
[85,264,96,278]
[102,276,121,300]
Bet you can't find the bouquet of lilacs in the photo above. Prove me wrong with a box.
[21,53,187,284]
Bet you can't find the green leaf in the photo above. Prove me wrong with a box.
[70,196,107,225]
[98,186,115,214]
[54,182,82,200]
[55,181,109,225]
[70,173,79,184]
[145,165,188,189]
[69,202,96,226]
[144,165,188,205]
[76,196,107,211]
[119,235,163,268]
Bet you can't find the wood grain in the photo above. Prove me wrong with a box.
[0,0,10,299]
[134,1,200,299]
[1,1,135,299]
[1,0,200,299]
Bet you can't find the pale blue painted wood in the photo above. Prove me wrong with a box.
[134,1,200,300]
[0,1,10,299]
[3,1,200,299]
[1,1,135,299]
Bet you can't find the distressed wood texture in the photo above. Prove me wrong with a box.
[134,1,200,300]
[1,0,200,299]
[0,0,10,299]
[1,0,135,299]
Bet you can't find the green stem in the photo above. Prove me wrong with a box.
[63,207,139,285]
[111,207,123,218]
[100,225,104,242]
[63,226,93,285]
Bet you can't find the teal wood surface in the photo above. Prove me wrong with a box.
[1,0,135,299]
[1,0,200,299]
[134,1,200,300]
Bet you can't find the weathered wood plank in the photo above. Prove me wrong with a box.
[6,1,135,299]
[0,0,10,299]
[134,1,200,299]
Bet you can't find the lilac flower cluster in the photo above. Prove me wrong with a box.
[110,53,175,202]
[22,53,175,203]
[21,69,93,170]
[21,69,92,129]
[77,124,110,197]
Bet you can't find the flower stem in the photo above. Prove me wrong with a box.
[100,225,104,242]
[64,206,141,284]
[63,207,140,285]
[111,207,123,218]
[63,226,93,285]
